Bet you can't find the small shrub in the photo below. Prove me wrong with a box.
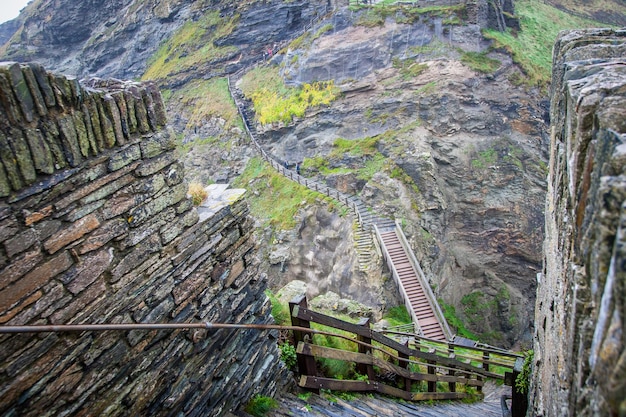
[515,349,534,394]
[266,289,290,326]
[245,395,278,417]
[280,343,297,370]
[188,182,207,206]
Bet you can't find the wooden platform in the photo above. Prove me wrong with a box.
[266,381,510,417]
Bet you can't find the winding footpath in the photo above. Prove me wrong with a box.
[227,74,451,342]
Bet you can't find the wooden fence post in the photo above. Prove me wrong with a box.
[289,294,318,389]
[398,337,411,393]
[483,350,490,372]
[427,348,436,393]
[356,317,375,381]
[510,357,528,417]
[447,352,457,393]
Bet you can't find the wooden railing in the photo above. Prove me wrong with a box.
[288,295,522,402]
[380,327,523,379]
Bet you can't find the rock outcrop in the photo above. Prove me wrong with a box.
[531,28,626,416]
[0,63,289,416]
[0,0,330,81]
[257,8,547,346]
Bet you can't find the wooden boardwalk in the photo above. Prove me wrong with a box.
[263,382,510,417]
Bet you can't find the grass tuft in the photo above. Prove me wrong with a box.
[188,182,208,206]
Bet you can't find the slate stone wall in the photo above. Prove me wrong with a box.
[531,28,626,416]
[0,62,289,416]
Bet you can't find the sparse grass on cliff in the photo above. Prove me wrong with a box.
[172,77,242,130]
[460,51,501,74]
[351,1,465,26]
[142,11,238,81]
[188,182,208,206]
[240,66,339,125]
[483,0,607,88]
[232,157,320,230]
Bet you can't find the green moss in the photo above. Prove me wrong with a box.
[460,51,501,74]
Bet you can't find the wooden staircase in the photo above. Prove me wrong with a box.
[228,73,451,341]
[379,230,448,341]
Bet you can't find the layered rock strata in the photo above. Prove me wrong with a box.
[531,28,626,416]
[0,63,288,416]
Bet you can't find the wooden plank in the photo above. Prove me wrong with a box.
[296,342,482,387]
[411,392,469,401]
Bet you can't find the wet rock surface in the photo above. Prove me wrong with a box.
[531,27,626,417]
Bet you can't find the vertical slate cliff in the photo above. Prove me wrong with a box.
[0,62,289,416]
[532,28,626,416]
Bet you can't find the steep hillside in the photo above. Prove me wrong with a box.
[547,0,626,26]
[0,0,615,347]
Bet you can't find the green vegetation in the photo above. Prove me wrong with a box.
[460,51,501,74]
[358,153,386,181]
[240,66,339,125]
[483,0,608,88]
[516,349,534,394]
[410,39,449,58]
[384,305,412,327]
[355,8,390,27]
[392,57,428,80]
[470,139,527,172]
[471,147,498,170]
[245,395,278,417]
[461,291,498,327]
[438,299,478,340]
[232,157,320,230]
[279,343,297,370]
[266,289,290,325]
[330,137,379,158]
[351,1,465,26]
[172,77,241,130]
[143,11,238,81]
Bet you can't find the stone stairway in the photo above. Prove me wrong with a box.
[355,225,373,271]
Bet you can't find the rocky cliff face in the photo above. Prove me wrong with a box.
[251,4,547,346]
[0,63,289,416]
[1,0,548,348]
[531,28,626,416]
[0,0,330,81]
